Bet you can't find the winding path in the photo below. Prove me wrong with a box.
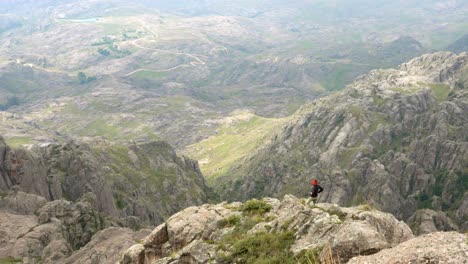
[124,20,207,77]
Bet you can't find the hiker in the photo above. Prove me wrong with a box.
[306,179,323,206]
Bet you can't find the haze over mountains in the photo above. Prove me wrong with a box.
[0,1,467,263]
[1,0,467,149]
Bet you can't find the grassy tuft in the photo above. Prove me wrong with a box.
[241,199,272,216]
[220,231,296,264]
[426,83,451,102]
[217,215,242,228]
[0,258,22,264]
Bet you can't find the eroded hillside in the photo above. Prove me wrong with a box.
[214,52,468,231]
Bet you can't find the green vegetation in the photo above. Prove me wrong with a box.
[360,204,374,211]
[98,48,110,56]
[325,207,347,221]
[5,136,32,147]
[92,36,114,46]
[417,192,433,209]
[0,258,22,264]
[240,199,272,216]
[295,248,322,264]
[372,94,385,107]
[220,231,296,264]
[79,119,119,139]
[322,64,355,91]
[0,96,19,110]
[217,215,242,228]
[426,83,451,102]
[77,72,97,84]
[184,113,287,181]
[389,86,422,94]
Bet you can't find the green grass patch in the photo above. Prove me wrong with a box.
[372,94,385,107]
[295,248,322,264]
[426,83,451,102]
[322,63,355,91]
[325,207,347,221]
[5,136,32,147]
[133,70,168,80]
[219,231,296,264]
[78,119,119,139]
[389,86,422,94]
[0,258,22,264]
[241,199,272,216]
[184,113,287,181]
[217,215,242,228]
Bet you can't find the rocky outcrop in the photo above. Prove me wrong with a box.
[0,188,155,264]
[407,209,459,235]
[65,227,151,264]
[0,190,112,264]
[214,52,468,231]
[120,195,413,264]
[348,232,468,264]
[0,137,214,226]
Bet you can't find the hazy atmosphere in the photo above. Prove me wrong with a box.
[0,1,467,263]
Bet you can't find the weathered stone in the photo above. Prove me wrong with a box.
[348,232,468,264]
[407,209,459,235]
[121,244,145,264]
[65,227,151,264]
[0,191,47,215]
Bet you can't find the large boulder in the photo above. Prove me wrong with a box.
[348,232,468,264]
[65,227,151,264]
[408,209,459,235]
[0,190,47,214]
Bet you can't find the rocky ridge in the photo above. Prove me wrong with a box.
[214,52,468,232]
[0,135,215,227]
[120,195,414,264]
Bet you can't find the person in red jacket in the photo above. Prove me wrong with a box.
[306,179,323,206]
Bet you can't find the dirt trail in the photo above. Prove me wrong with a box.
[124,20,207,77]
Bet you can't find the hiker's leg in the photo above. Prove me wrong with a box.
[311,197,317,205]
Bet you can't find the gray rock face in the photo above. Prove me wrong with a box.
[0,189,47,214]
[0,137,213,226]
[0,191,109,263]
[120,195,414,264]
[348,232,468,264]
[36,199,109,250]
[407,209,459,235]
[65,227,151,264]
[214,52,468,231]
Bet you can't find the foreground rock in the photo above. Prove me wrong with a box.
[121,195,413,264]
[65,227,151,264]
[348,232,468,264]
[0,190,151,264]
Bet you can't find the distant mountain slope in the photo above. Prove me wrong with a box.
[214,52,468,231]
[0,136,214,225]
[447,34,468,54]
